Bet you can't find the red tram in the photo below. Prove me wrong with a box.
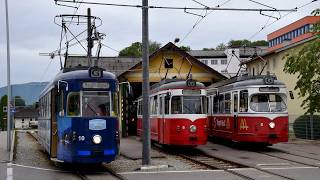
[137,79,208,146]
[207,75,288,145]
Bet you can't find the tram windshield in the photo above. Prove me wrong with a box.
[250,94,287,112]
[171,96,206,114]
[82,91,110,117]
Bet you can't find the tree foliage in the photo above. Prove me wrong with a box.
[179,46,191,51]
[283,9,320,114]
[228,39,268,47]
[0,95,8,130]
[118,41,161,57]
[14,96,26,107]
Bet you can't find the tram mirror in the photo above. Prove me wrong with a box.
[165,92,171,100]
[58,80,69,92]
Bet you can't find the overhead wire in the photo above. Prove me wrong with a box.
[237,0,319,77]
[39,0,83,82]
[179,0,233,44]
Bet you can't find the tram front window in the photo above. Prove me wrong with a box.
[250,94,287,112]
[183,96,204,114]
[171,96,205,114]
[82,91,110,117]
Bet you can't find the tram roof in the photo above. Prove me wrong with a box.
[208,75,285,91]
[40,69,117,97]
[151,79,205,92]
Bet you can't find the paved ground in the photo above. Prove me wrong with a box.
[3,130,320,180]
[0,131,11,180]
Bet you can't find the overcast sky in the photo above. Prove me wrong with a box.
[0,0,319,87]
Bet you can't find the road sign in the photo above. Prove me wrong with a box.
[3,106,7,112]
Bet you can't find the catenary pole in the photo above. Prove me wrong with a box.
[142,0,151,165]
[5,0,11,152]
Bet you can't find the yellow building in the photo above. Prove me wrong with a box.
[118,42,225,84]
[118,42,226,136]
[243,37,317,123]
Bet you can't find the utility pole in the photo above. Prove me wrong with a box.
[5,0,11,152]
[142,0,151,165]
[87,8,93,67]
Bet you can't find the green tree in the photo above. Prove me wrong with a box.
[202,47,215,51]
[251,40,268,46]
[0,95,8,131]
[14,96,26,107]
[215,43,227,50]
[283,9,320,114]
[179,46,191,51]
[228,39,252,47]
[119,41,161,57]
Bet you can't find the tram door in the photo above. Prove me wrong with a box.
[50,88,58,158]
[232,91,238,134]
[159,95,165,144]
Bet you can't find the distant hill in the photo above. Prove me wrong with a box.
[0,82,48,105]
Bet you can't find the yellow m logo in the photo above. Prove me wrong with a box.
[240,118,249,130]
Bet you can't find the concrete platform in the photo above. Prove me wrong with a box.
[120,137,165,160]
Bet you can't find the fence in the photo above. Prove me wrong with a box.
[289,114,320,141]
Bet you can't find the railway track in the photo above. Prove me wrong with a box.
[256,147,320,168]
[152,143,297,180]
[26,131,127,180]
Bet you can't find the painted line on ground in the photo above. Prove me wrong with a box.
[228,168,256,171]
[7,163,13,180]
[119,169,225,175]
[10,163,70,173]
[261,166,319,170]
[256,163,290,166]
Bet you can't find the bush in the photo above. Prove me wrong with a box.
[293,115,320,140]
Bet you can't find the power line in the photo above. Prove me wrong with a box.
[179,0,233,44]
[55,0,296,12]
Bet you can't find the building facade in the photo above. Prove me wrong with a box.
[267,16,320,52]
[14,107,38,129]
[243,16,319,123]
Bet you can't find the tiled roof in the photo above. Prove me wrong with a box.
[65,56,141,76]
[14,107,38,118]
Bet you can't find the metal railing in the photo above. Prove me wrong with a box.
[288,114,320,141]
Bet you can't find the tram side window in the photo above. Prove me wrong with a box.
[67,93,80,116]
[59,91,65,116]
[165,96,169,114]
[213,95,219,114]
[240,90,248,112]
[224,93,231,114]
[137,101,142,115]
[219,94,224,113]
[233,93,238,113]
[171,96,182,114]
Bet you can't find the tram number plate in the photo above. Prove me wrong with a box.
[92,150,104,157]
[189,136,198,141]
[269,134,277,139]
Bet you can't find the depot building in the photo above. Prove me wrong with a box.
[66,42,226,136]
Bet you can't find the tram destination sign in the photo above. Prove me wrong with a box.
[83,82,110,89]
[186,79,197,87]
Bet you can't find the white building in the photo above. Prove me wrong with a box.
[14,107,38,129]
[189,47,267,78]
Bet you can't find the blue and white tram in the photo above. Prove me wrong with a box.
[38,67,119,163]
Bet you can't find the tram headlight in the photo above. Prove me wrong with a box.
[269,122,276,129]
[92,135,102,144]
[190,125,197,133]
